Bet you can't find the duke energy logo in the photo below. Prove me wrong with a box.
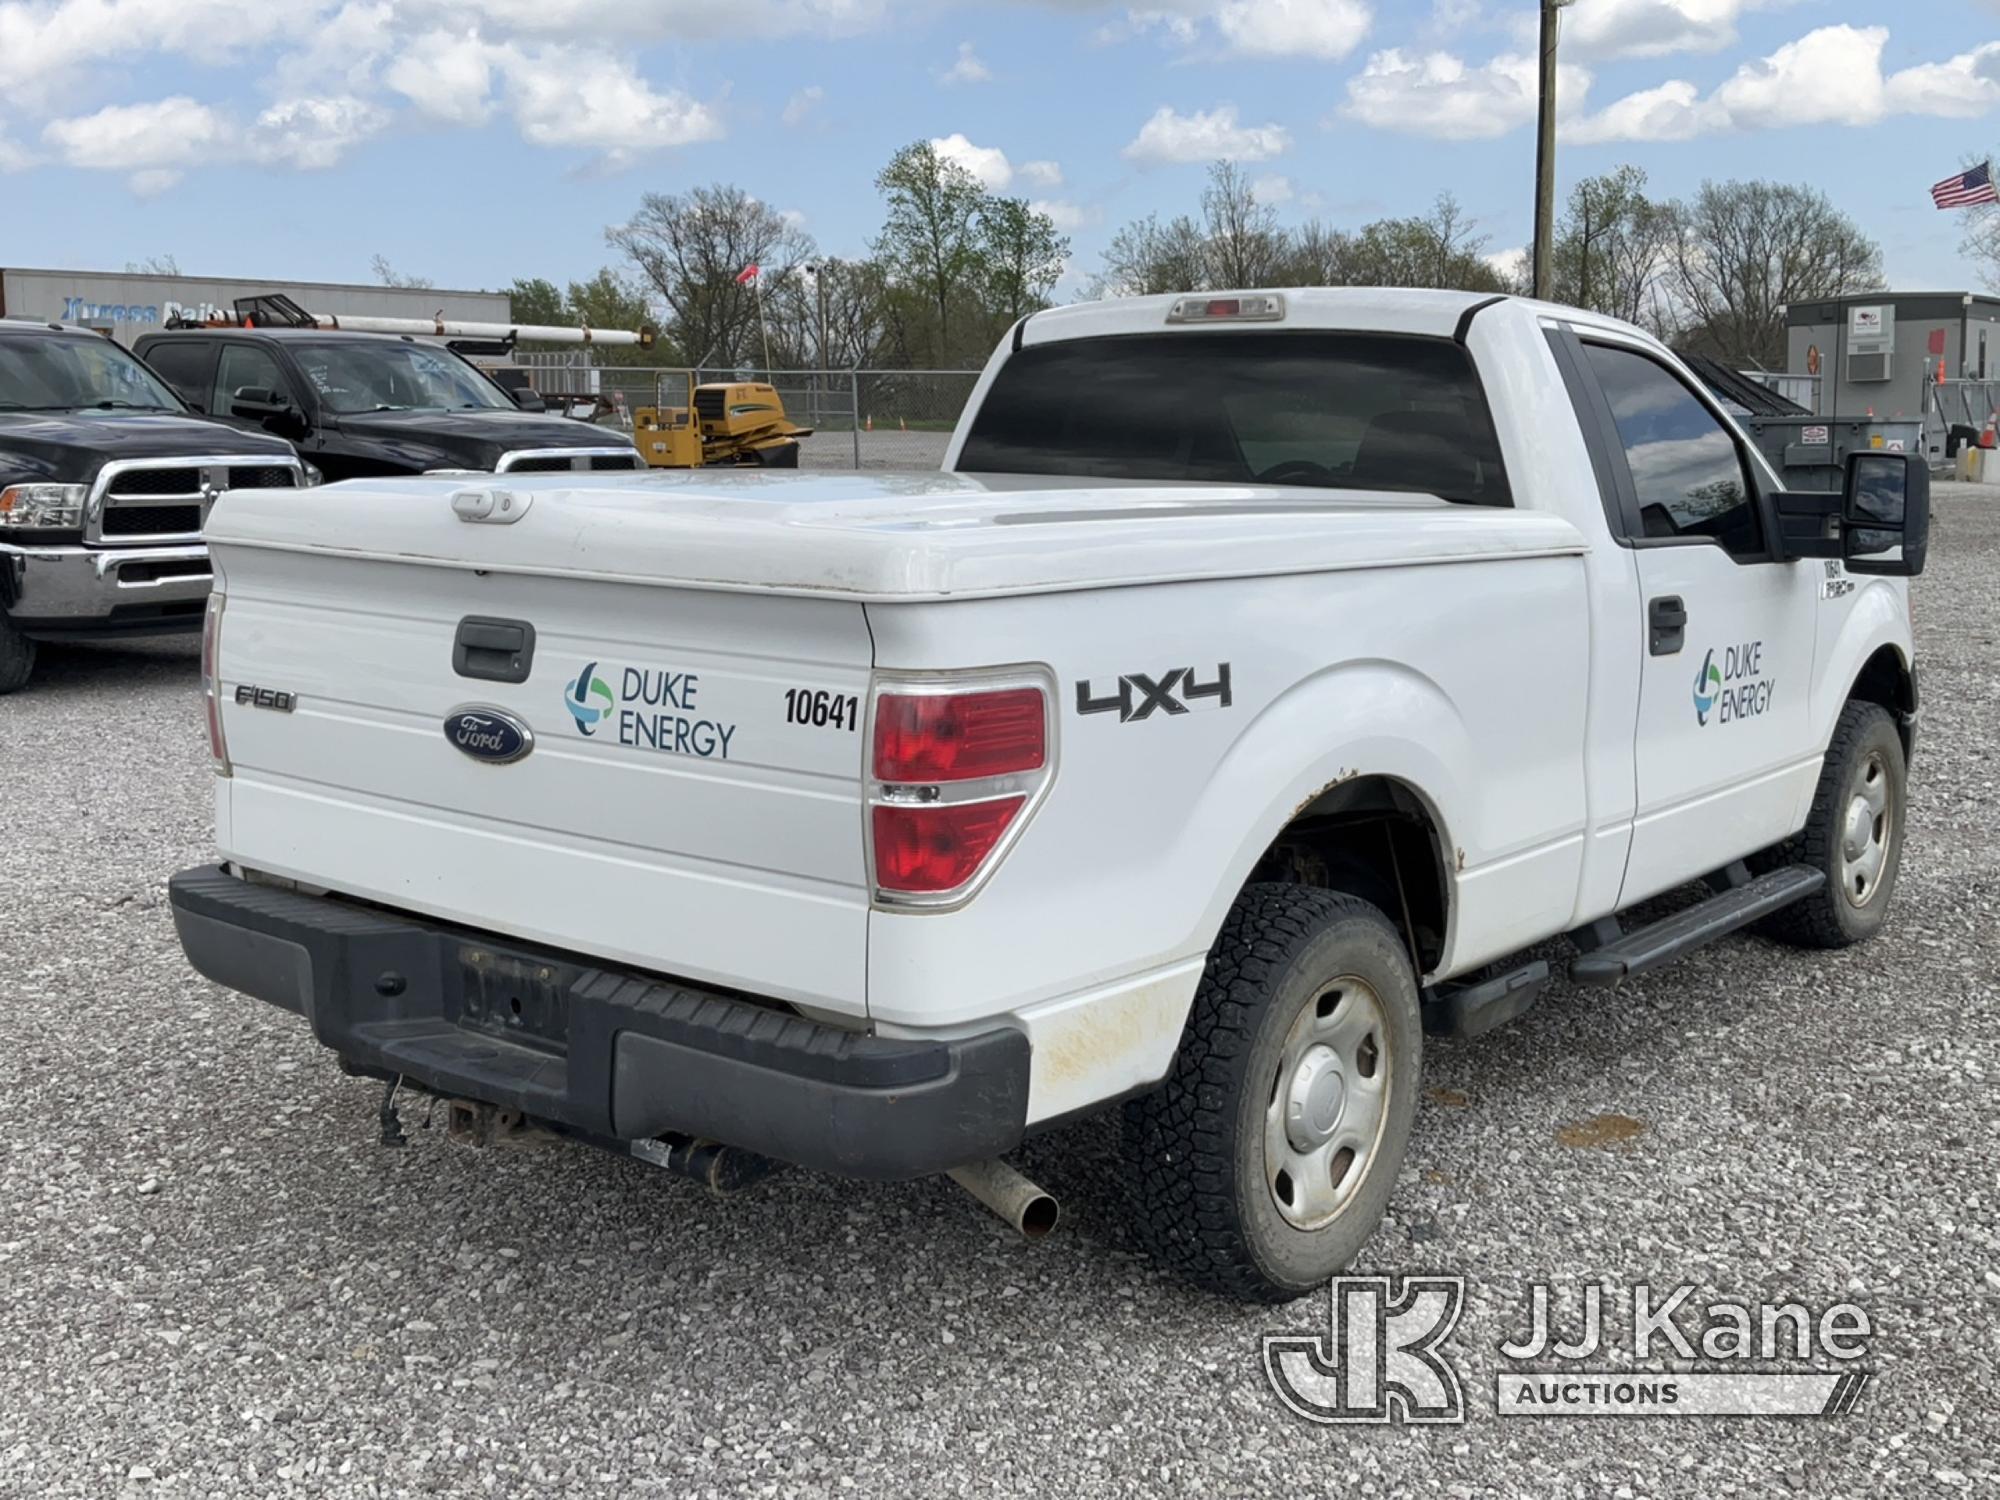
[564,661,615,736]
[1692,649,1723,726]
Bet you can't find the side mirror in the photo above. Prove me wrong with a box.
[510,387,546,413]
[229,386,304,434]
[1842,451,1930,578]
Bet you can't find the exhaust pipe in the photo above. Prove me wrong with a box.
[948,1159,1059,1240]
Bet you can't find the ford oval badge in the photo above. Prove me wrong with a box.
[445,707,534,765]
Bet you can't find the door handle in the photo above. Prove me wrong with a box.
[453,616,536,684]
[1648,595,1687,657]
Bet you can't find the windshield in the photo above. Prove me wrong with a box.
[0,332,184,412]
[956,331,1511,506]
[289,340,513,415]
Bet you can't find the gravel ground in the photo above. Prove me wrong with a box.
[1,486,1995,1498]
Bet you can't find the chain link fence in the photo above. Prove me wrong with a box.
[495,357,983,472]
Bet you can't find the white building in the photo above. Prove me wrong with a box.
[0,266,510,345]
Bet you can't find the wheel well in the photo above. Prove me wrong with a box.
[1848,645,1916,758]
[1244,775,1450,972]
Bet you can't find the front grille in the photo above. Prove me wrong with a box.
[505,456,572,473]
[227,464,298,489]
[102,504,202,537]
[108,467,201,498]
[589,453,643,471]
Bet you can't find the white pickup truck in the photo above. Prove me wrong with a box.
[170,289,1929,1301]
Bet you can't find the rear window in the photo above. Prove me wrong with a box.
[956,331,1511,506]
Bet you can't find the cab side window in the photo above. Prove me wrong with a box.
[1584,343,1763,557]
[212,344,290,418]
[141,340,214,411]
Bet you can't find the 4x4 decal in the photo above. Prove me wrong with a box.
[1076,664,1232,723]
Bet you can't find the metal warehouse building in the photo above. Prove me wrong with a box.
[0,266,510,346]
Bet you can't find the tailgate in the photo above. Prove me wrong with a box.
[209,541,873,1018]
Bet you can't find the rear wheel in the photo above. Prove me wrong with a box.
[1122,884,1422,1301]
[0,616,36,695]
[1759,700,1906,948]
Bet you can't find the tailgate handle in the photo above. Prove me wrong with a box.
[453,617,537,684]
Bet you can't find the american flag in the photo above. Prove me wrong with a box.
[1931,162,1998,209]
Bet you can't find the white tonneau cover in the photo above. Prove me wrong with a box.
[206,470,1587,602]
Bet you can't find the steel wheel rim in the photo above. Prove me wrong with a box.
[1837,749,1894,909]
[1264,975,1391,1232]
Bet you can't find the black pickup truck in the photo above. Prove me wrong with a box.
[134,328,642,480]
[1,320,304,693]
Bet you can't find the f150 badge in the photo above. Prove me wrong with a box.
[1077,664,1232,723]
[444,707,534,765]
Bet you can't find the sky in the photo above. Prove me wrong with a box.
[1,0,1997,309]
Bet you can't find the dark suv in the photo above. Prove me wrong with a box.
[134,328,641,480]
[1,320,303,693]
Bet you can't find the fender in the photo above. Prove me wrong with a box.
[1813,580,1915,754]
[1180,659,1473,971]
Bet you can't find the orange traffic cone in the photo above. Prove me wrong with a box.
[865,415,873,431]
[1981,413,1997,450]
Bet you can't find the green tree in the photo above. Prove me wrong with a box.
[507,276,566,325]
[874,141,989,361]
[1551,166,1670,324]
[978,196,1069,328]
[565,268,672,366]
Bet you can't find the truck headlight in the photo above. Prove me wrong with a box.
[0,483,87,528]
[301,462,325,488]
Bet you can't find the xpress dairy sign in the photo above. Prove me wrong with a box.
[58,296,231,327]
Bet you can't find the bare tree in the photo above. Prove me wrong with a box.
[1202,161,1287,288]
[608,185,813,368]
[1664,181,1883,366]
[1093,213,1209,296]
[124,254,181,276]
[1550,167,1674,327]
[370,254,433,289]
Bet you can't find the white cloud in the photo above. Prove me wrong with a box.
[383,28,501,125]
[250,94,390,167]
[931,131,1017,190]
[0,0,312,99]
[1031,198,1092,231]
[1211,0,1369,60]
[781,84,824,125]
[502,45,722,158]
[42,96,227,171]
[127,167,182,197]
[1251,172,1292,204]
[1123,104,1291,164]
[1563,0,1767,62]
[1569,25,2000,143]
[940,40,991,85]
[1484,245,1528,284]
[1341,48,1588,140]
[1112,0,1371,60]
[1018,158,1064,187]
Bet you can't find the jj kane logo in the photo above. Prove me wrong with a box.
[1262,1277,1874,1424]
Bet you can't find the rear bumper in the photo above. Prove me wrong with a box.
[167,865,1029,1179]
[2,541,211,637]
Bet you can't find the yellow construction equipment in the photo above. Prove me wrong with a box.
[634,377,812,469]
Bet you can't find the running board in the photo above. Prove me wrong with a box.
[1422,960,1551,1037]
[1567,865,1824,988]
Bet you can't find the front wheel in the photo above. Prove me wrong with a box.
[1759,700,1907,948]
[0,615,36,695]
[1122,884,1422,1302]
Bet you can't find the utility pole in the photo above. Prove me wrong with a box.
[1532,0,1574,300]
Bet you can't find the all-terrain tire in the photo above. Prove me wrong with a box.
[0,615,35,695]
[1757,700,1907,949]
[1121,883,1422,1302]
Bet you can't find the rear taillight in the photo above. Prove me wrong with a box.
[202,591,230,777]
[868,676,1053,906]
